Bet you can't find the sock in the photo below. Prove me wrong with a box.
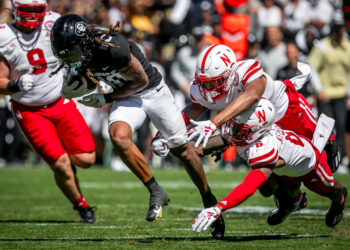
[201,188,218,208]
[144,177,161,193]
[73,196,89,210]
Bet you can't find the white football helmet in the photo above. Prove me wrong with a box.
[221,98,275,146]
[11,0,47,29]
[195,44,236,103]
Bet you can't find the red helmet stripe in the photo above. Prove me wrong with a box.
[201,44,219,73]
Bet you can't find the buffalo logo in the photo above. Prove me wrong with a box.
[75,22,87,36]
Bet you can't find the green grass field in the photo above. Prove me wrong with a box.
[0,166,349,249]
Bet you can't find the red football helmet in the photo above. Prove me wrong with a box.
[195,44,236,103]
[11,0,47,29]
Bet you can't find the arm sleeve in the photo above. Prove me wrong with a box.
[217,169,267,211]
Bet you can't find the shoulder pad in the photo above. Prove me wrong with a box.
[236,59,263,85]
[247,134,279,169]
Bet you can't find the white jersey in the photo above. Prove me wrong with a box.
[237,125,317,177]
[0,11,63,105]
[190,59,289,122]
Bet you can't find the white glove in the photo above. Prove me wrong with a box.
[18,73,34,91]
[78,93,106,108]
[151,134,169,157]
[192,206,222,233]
[61,76,94,99]
[186,119,217,148]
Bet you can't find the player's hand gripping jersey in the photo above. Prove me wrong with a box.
[0,11,63,105]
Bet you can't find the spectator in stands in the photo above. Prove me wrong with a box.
[308,19,350,160]
[256,0,283,41]
[257,26,288,78]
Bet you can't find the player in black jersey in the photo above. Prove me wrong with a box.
[50,14,225,238]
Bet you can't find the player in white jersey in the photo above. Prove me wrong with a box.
[0,0,96,222]
[182,44,339,172]
[192,99,347,235]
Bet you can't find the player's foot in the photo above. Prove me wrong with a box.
[267,192,307,226]
[325,141,341,173]
[79,206,96,223]
[146,187,170,222]
[202,191,225,239]
[326,187,347,227]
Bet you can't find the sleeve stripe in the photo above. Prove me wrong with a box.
[242,67,262,85]
[250,152,278,168]
[190,94,199,104]
[249,148,275,164]
[243,61,259,78]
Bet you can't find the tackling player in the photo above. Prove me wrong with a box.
[0,1,96,222]
[49,14,225,239]
[184,44,340,172]
[192,99,347,233]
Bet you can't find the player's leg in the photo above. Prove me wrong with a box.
[267,180,308,226]
[11,102,95,222]
[146,84,224,239]
[55,98,97,222]
[108,99,169,222]
[302,152,347,227]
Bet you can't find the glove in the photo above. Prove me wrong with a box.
[98,80,114,94]
[151,133,169,157]
[18,73,34,91]
[61,76,94,99]
[192,206,222,233]
[78,93,106,108]
[186,120,217,148]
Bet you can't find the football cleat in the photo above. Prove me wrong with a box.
[79,206,96,223]
[146,187,170,222]
[326,187,347,227]
[267,192,307,226]
[202,191,225,239]
[325,141,341,173]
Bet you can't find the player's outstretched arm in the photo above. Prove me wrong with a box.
[211,76,266,127]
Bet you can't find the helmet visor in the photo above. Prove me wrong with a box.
[57,46,84,66]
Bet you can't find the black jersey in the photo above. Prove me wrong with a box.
[87,32,162,91]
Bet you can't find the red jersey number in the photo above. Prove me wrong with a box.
[285,131,304,147]
[27,48,47,75]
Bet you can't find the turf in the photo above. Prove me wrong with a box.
[0,166,349,249]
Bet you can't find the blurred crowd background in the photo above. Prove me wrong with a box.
[0,0,350,172]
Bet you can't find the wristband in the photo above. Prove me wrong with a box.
[103,94,113,103]
[6,79,20,92]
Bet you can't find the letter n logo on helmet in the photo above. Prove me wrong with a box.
[255,110,268,126]
[75,22,86,36]
[220,54,231,67]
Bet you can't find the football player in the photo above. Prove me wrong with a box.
[192,99,347,234]
[184,44,340,172]
[0,1,96,222]
[49,14,225,239]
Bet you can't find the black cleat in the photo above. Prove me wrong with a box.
[79,206,96,223]
[326,187,347,227]
[325,141,341,173]
[267,193,307,226]
[202,191,225,239]
[146,187,170,222]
